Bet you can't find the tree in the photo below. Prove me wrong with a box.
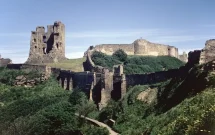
[69,88,88,106]
[112,49,127,62]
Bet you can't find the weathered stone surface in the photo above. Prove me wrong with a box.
[16,75,25,80]
[14,74,48,87]
[200,39,215,64]
[188,50,201,66]
[0,55,12,67]
[137,88,157,104]
[84,39,185,61]
[134,39,178,57]
[179,52,188,62]
[25,21,66,64]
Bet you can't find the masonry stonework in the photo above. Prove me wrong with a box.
[199,39,215,64]
[133,39,179,57]
[26,21,66,64]
[0,57,12,67]
[85,39,186,61]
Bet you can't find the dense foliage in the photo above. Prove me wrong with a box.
[0,68,109,135]
[91,51,122,70]
[97,63,215,135]
[91,51,185,74]
[112,49,128,62]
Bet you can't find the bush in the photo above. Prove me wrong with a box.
[69,88,88,106]
[112,49,127,62]
[109,64,215,134]
[82,126,109,135]
[27,102,78,135]
[91,51,122,70]
[0,69,25,85]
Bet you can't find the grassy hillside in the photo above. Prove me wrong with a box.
[45,57,86,72]
[96,63,215,135]
[91,51,185,74]
[0,68,109,135]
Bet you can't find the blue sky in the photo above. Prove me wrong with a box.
[0,0,215,63]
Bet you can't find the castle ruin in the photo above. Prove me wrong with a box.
[0,54,12,67]
[199,39,215,64]
[85,39,188,62]
[25,21,66,64]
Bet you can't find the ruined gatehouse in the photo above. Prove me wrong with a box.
[26,21,66,64]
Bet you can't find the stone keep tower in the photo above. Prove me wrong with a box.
[26,21,66,64]
[133,39,179,58]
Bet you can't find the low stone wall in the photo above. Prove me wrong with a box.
[7,64,23,69]
[14,74,47,87]
[7,64,52,78]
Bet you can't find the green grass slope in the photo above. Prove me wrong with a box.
[45,57,86,72]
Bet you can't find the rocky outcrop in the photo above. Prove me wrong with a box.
[200,39,215,64]
[137,88,157,104]
[14,74,47,87]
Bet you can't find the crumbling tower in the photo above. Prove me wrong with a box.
[26,21,66,64]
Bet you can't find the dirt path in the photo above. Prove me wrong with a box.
[75,113,119,135]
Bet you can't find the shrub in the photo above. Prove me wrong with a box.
[110,64,215,134]
[91,51,122,70]
[27,102,78,135]
[112,49,127,62]
[82,126,109,135]
[69,88,88,106]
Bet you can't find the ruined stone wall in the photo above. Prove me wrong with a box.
[0,58,12,67]
[179,52,188,63]
[83,50,95,71]
[93,44,134,55]
[7,64,23,69]
[126,67,188,87]
[133,39,179,58]
[7,64,49,72]
[187,50,201,66]
[26,21,66,64]
[7,62,192,109]
[7,64,52,78]
[85,39,182,61]
[199,39,215,64]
